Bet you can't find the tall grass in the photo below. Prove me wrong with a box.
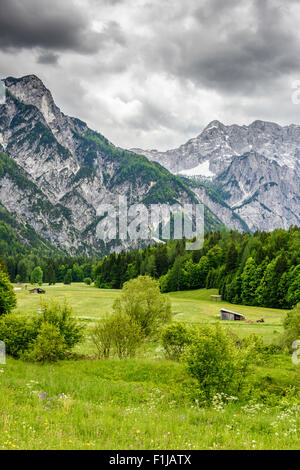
[1,356,300,450]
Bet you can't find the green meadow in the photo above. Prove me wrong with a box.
[14,284,287,344]
[0,284,299,450]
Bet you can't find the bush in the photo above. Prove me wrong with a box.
[84,277,92,285]
[91,319,112,359]
[109,312,143,359]
[22,323,66,362]
[279,303,300,352]
[91,313,143,359]
[30,266,43,285]
[185,325,252,402]
[113,276,171,337]
[0,268,16,316]
[161,322,190,361]
[0,300,83,360]
[33,299,84,349]
[0,314,38,357]
[238,333,281,358]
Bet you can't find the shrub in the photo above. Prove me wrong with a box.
[30,266,43,285]
[23,323,66,362]
[84,277,92,285]
[185,325,252,402]
[33,299,84,349]
[0,314,38,357]
[161,322,190,361]
[109,312,143,359]
[279,303,300,352]
[238,333,281,358]
[91,319,112,359]
[0,268,16,316]
[113,276,171,337]
[91,313,143,359]
[0,300,83,360]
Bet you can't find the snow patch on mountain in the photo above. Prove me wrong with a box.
[178,160,215,178]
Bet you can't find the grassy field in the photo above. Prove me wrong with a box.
[14,284,287,344]
[13,284,119,320]
[1,283,298,450]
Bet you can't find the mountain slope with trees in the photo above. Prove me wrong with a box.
[0,75,224,255]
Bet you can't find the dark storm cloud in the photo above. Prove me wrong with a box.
[142,0,300,94]
[0,0,125,54]
[37,51,59,65]
[2,0,300,149]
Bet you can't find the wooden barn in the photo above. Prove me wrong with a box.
[220,308,245,321]
[29,288,46,294]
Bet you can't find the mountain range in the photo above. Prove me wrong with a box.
[132,120,300,232]
[0,75,299,255]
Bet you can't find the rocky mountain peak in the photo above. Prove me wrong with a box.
[4,74,59,127]
[5,74,46,87]
[3,75,89,155]
[203,119,225,130]
[200,120,227,137]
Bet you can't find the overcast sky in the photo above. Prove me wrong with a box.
[1,0,300,150]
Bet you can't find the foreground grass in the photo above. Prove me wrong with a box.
[1,357,300,450]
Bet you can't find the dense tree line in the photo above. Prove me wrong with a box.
[93,227,300,309]
[1,254,96,286]
[1,227,299,309]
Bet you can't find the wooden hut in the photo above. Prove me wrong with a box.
[29,288,46,294]
[211,295,222,302]
[220,308,245,321]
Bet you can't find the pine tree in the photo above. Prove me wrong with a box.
[167,257,187,292]
[255,257,280,308]
[225,243,238,272]
[0,267,16,316]
[17,259,29,282]
[64,269,72,285]
[241,257,260,305]
[46,264,56,285]
[287,265,300,307]
[154,244,169,277]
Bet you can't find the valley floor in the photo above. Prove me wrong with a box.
[14,284,287,349]
[0,284,298,450]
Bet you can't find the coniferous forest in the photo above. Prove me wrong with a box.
[2,226,300,310]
